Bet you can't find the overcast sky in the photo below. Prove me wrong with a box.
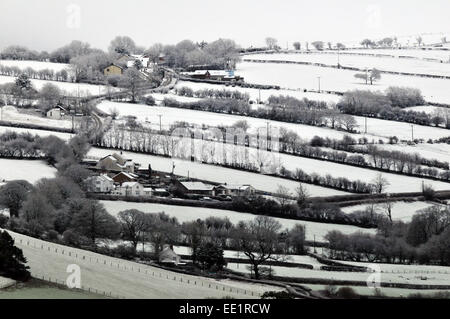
[1,0,449,51]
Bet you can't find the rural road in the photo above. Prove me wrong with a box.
[4,229,279,299]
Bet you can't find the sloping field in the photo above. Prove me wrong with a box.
[341,201,436,221]
[0,126,73,140]
[0,159,56,183]
[244,53,450,77]
[99,201,376,242]
[0,60,70,72]
[236,61,450,104]
[345,49,450,62]
[1,105,73,129]
[352,115,450,141]
[0,75,113,97]
[227,262,450,286]
[97,101,381,142]
[87,147,347,196]
[174,80,342,103]
[377,143,450,163]
[4,229,279,299]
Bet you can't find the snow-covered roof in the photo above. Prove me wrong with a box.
[121,182,141,188]
[113,171,138,179]
[99,174,114,182]
[180,181,215,191]
[216,184,253,191]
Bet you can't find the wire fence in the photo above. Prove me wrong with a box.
[12,232,263,299]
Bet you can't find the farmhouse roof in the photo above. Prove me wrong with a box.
[180,181,215,191]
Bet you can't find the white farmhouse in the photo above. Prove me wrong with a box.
[112,182,144,197]
[85,174,114,193]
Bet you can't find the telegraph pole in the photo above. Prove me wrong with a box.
[317,76,321,92]
[411,124,414,141]
[158,114,162,133]
[365,117,368,134]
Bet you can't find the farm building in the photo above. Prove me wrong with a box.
[214,184,256,197]
[46,106,67,120]
[112,181,145,197]
[181,70,243,81]
[103,63,125,76]
[96,153,138,173]
[85,174,114,193]
[159,245,181,265]
[174,180,215,196]
[112,171,139,185]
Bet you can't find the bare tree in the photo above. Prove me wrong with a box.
[232,216,283,279]
[371,173,390,193]
[265,37,278,50]
[276,184,292,209]
[296,183,309,207]
[118,209,146,250]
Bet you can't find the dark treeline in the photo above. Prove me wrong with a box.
[326,205,450,266]
[279,132,450,181]
[161,96,358,133]
[175,86,250,102]
[0,64,72,82]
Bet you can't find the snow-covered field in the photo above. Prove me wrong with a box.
[352,115,450,141]
[0,126,73,140]
[244,53,450,77]
[98,101,385,142]
[0,60,71,72]
[174,80,342,103]
[87,147,347,196]
[302,284,450,298]
[99,200,376,242]
[4,229,277,298]
[403,105,449,115]
[344,49,450,62]
[0,159,56,183]
[377,143,450,163]
[341,201,436,221]
[227,262,450,286]
[0,276,15,289]
[236,61,450,104]
[0,75,113,97]
[1,106,73,129]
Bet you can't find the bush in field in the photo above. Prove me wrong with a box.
[143,95,156,106]
[386,87,425,108]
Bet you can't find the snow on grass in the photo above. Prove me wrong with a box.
[99,200,375,242]
[236,61,450,104]
[345,48,450,62]
[0,125,73,140]
[0,159,56,183]
[227,262,450,286]
[0,60,71,72]
[88,146,347,197]
[0,276,15,289]
[352,115,450,141]
[97,101,383,142]
[174,80,342,103]
[403,105,449,114]
[0,75,115,97]
[1,105,73,129]
[244,53,450,77]
[377,143,450,163]
[5,229,279,298]
[341,201,436,221]
[152,136,450,194]
[302,283,450,298]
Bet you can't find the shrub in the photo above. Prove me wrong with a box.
[336,287,359,299]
